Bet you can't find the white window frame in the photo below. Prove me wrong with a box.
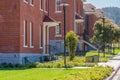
[44,0,47,12]
[23,0,28,4]
[55,24,62,37]
[30,0,34,6]
[40,0,43,11]
[23,20,28,47]
[30,22,34,48]
[55,0,62,13]
[40,25,43,48]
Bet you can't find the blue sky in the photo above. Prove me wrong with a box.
[85,0,120,8]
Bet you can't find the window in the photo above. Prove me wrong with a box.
[23,20,28,47]
[40,25,43,48]
[40,0,43,10]
[30,0,34,6]
[23,0,28,3]
[30,22,34,48]
[55,0,62,12]
[44,0,47,12]
[55,24,62,36]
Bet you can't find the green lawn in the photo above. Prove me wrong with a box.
[0,66,113,80]
[85,48,120,57]
[0,68,84,80]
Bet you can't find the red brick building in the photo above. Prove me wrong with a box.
[83,4,104,51]
[83,4,104,39]
[48,0,84,53]
[0,0,85,64]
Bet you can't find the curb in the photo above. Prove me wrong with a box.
[106,64,120,80]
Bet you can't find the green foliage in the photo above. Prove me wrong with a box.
[26,63,36,68]
[66,31,79,61]
[0,63,14,68]
[24,57,95,68]
[15,64,24,68]
[91,19,114,44]
[0,67,113,80]
[62,66,113,80]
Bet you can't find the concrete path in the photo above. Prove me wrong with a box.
[97,53,120,80]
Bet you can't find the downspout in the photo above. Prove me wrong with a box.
[74,0,76,33]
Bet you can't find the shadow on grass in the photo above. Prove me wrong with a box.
[0,67,29,70]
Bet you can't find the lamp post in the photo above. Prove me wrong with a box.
[110,24,113,54]
[60,2,69,68]
[98,25,100,62]
[102,16,105,57]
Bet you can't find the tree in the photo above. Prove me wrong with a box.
[66,31,78,61]
[112,27,120,48]
[90,19,115,56]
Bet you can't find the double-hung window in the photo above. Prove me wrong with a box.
[40,0,43,10]
[30,0,34,6]
[23,20,28,47]
[30,22,34,48]
[55,0,62,12]
[40,25,43,48]
[55,24,62,36]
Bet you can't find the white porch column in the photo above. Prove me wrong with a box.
[43,25,46,53]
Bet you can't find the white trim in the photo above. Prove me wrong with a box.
[55,35,62,37]
[23,0,28,4]
[30,0,34,6]
[23,20,28,48]
[44,0,47,12]
[43,26,46,53]
[55,24,62,36]
[40,0,43,11]
[55,0,62,13]
[30,22,34,48]
[55,11,62,13]
[39,25,43,49]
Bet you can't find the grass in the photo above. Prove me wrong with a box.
[0,68,84,80]
[86,48,120,57]
[0,66,113,80]
[85,48,120,62]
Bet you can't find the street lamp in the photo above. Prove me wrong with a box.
[60,2,69,68]
[97,25,100,61]
[109,24,113,54]
[102,16,105,57]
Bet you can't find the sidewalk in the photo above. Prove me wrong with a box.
[98,53,120,80]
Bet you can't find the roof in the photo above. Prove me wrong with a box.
[75,14,83,20]
[43,15,56,22]
[43,15,59,27]
[83,4,96,12]
[95,9,104,18]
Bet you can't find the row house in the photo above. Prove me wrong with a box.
[83,4,104,51]
[0,0,85,64]
[49,0,84,54]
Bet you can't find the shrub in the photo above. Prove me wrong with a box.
[8,63,14,68]
[15,64,24,68]
[61,66,113,80]
[0,63,14,68]
[26,63,36,68]
[66,31,79,61]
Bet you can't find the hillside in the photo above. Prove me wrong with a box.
[102,7,120,26]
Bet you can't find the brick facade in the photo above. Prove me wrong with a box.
[0,0,85,63]
[0,0,20,53]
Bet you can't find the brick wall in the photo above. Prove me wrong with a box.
[0,0,20,53]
